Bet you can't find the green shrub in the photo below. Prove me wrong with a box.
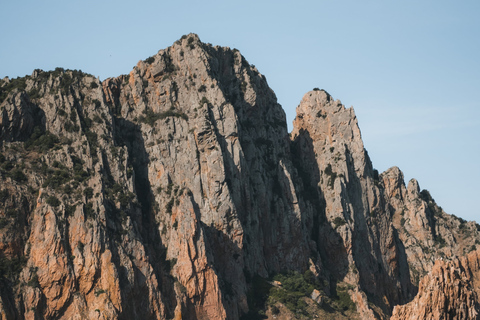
[94,289,106,297]
[268,271,314,315]
[166,198,174,215]
[334,285,355,311]
[77,241,84,253]
[9,169,27,182]
[118,191,135,207]
[84,203,95,219]
[92,99,101,109]
[138,109,188,126]
[198,84,206,92]
[333,217,346,228]
[65,204,76,217]
[84,187,94,200]
[28,87,41,100]
[93,114,103,124]
[0,77,28,103]
[199,97,210,107]
[324,164,337,187]
[25,127,60,152]
[145,56,155,64]
[435,234,446,248]
[316,110,326,118]
[90,81,99,89]
[42,168,71,189]
[166,183,174,196]
[46,195,61,207]
[58,109,67,117]
[64,121,79,132]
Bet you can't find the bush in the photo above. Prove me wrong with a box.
[0,77,28,103]
[64,121,79,133]
[324,164,337,188]
[42,168,71,189]
[145,56,155,64]
[333,217,346,228]
[118,191,134,207]
[65,204,76,217]
[9,169,27,182]
[92,99,101,109]
[84,203,95,219]
[334,285,355,311]
[46,195,61,207]
[58,109,67,117]
[199,97,210,107]
[25,127,59,152]
[84,187,94,200]
[269,271,314,315]
[435,234,446,248]
[138,109,188,126]
[166,198,174,215]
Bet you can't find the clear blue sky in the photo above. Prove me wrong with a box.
[1,0,479,222]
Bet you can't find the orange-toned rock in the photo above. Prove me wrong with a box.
[392,249,480,320]
[1,33,480,320]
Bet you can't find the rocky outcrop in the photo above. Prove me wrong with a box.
[1,34,479,319]
[391,249,480,320]
[382,166,480,285]
[290,90,416,316]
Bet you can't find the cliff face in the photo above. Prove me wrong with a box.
[0,34,479,319]
[391,249,480,320]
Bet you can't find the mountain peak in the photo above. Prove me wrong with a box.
[1,35,479,320]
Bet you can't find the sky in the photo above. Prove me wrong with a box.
[1,0,479,222]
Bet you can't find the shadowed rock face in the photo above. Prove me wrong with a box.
[0,34,479,319]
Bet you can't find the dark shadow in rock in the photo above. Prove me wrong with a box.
[103,115,177,319]
[290,128,350,289]
[0,92,45,144]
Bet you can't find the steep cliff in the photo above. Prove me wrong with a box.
[0,34,479,319]
[391,249,480,320]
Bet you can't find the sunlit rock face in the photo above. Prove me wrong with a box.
[1,34,479,319]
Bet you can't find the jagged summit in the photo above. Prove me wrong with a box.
[1,34,480,319]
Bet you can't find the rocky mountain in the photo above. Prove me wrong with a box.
[391,249,480,320]
[1,33,479,319]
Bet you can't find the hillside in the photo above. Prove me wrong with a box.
[1,34,479,319]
